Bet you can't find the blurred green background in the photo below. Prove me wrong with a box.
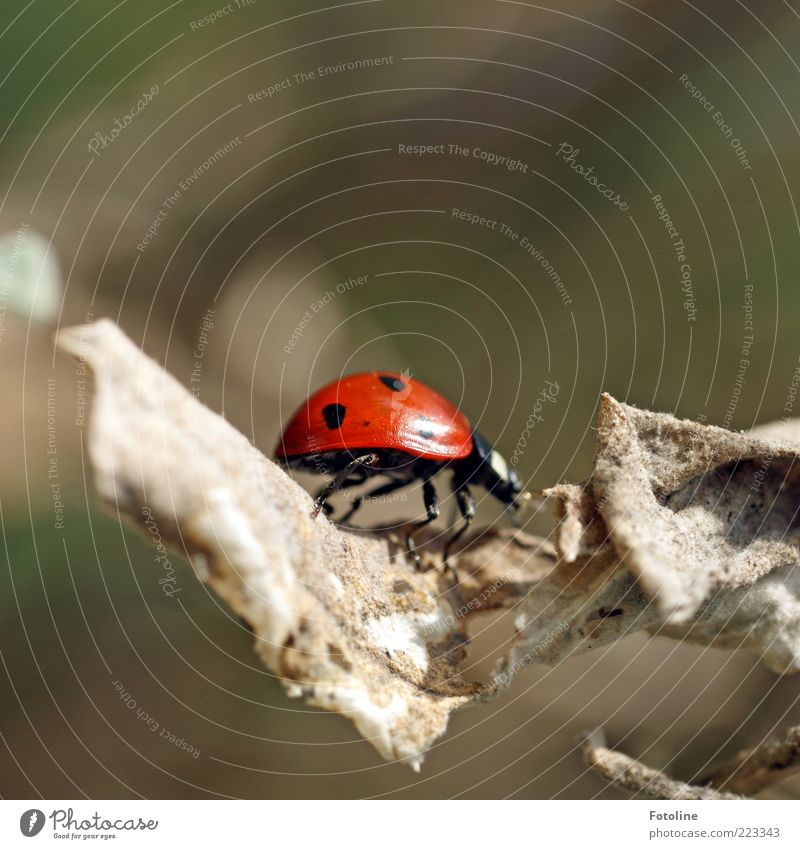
[2,0,800,798]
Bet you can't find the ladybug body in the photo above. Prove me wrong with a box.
[275,371,523,562]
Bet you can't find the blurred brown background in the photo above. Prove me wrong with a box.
[1,0,800,798]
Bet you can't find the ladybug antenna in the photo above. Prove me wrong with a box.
[509,489,547,526]
[519,488,546,505]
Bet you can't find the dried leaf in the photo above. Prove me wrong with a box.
[57,321,800,771]
[507,395,800,678]
[702,724,800,795]
[56,320,551,768]
[594,395,800,623]
[582,731,741,800]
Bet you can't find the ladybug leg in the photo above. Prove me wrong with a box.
[405,477,439,567]
[443,484,475,565]
[338,477,410,525]
[312,453,378,518]
[311,478,361,518]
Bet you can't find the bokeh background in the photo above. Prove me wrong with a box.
[2,0,800,799]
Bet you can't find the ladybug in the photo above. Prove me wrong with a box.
[275,371,524,563]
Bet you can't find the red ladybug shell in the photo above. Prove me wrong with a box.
[275,371,473,461]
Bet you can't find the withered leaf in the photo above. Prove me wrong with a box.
[57,321,800,770]
[508,395,800,677]
[57,320,551,767]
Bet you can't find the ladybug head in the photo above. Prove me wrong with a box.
[487,450,523,506]
[464,431,522,506]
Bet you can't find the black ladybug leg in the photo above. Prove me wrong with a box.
[338,477,410,525]
[405,478,439,567]
[312,453,378,518]
[311,479,361,518]
[443,484,475,565]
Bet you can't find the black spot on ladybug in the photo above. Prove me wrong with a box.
[416,416,435,439]
[379,375,406,392]
[322,403,347,429]
[362,420,371,428]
